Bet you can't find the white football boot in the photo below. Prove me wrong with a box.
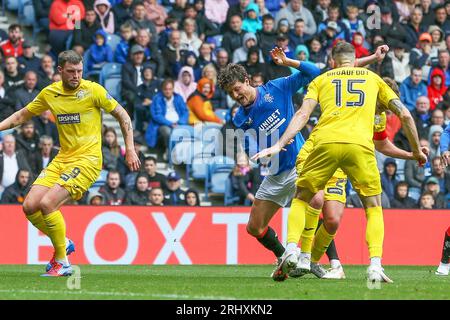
[435,263,450,276]
[367,265,393,283]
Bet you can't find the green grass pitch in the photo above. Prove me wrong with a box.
[0,265,448,300]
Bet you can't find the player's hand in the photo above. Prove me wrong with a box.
[441,151,450,167]
[251,143,285,162]
[126,149,141,172]
[413,149,427,166]
[270,47,287,66]
[375,45,389,62]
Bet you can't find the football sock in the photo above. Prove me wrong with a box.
[287,198,307,245]
[330,259,341,269]
[326,239,340,261]
[26,211,49,235]
[300,206,321,254]
[311,224,335,263]
[370,257,382,268]
[286,242,298,253]
[256,226,285,258]
[300,252,311,260]
[43,210,67,262]
[365,206,384,258]
[440,227,450,264]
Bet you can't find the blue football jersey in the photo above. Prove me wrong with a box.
[233,61,320,175]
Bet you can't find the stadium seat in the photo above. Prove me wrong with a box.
[83,49,102,78]
[18,0,35,27]
[205,156,235,200]
[92,170,108,188]
[214,109,228,122]
[224,177,239,205]
[106,34,121,53]
[396,159,406,181]
[99,63,122,86]
[6,0,19,11]
[408,187,421,202]
[191,148,214,180]
[168,125,196,167]
[104,77,121,101]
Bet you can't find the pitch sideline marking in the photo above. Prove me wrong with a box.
[0,289,236,300]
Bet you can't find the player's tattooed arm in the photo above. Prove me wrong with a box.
[0,108,34,131]
[387,98,426,164]
[110,104,141,171]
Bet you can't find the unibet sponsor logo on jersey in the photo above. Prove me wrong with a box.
[259,109,286,136]
[57,113,81,124]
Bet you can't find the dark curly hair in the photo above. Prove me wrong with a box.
[217,63,249,90]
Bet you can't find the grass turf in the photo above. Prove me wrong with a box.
[0,265,448,300]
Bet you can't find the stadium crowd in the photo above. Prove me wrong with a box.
[0,0,449,208]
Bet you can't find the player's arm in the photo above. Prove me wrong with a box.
[0,108,34,131]
[355,45,389,67]
[251,98,317,161]
[110,104,141,172]
[387,99,427,163]
[374,138,429,163]
[440,124,450,166]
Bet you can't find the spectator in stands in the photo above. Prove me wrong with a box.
[72,8,101,52]
[99,170,126,205]
[169,0,188,22]
[317,5,350,42]
[381,158,399,201]
[389,41,410,84]
[205,0,229,26]
[102,127,123,171]
[242,2,262,34]
[434,4,450,35]
[4,56,24,90]
[134,29,164,77]
[0,71,15,122]
[114,22,134,64]
[405,7,427,49]
[49,0,86,56]
[86,30,113,74]
[14,121,40,162]
[423,177,447,209]
[410,33,433,77]
[342,5,365,39]
[174,66,197,103]
[276,0,316,34]
[214,49,230,73]
[378,5,408,49]
[429,25,446,58]
[32,0,52,34]
[127,1,158,42]
[140,156,165,190]
[352,32,368,59]
[185,189,200,206]
[390,181,418,209]
[125,173,150,205]
[163,171,184,205]
[431,109,446,129]
[146,79,189,156]
[428,65,448,111]
[0,169,31,204]
[226,0,250,27]
[405,138,428,189]
[257,14,277,63]
[37,55,56,89]
[162,30,183,78]
[142,0,167,34]
[135,65,161,133]
[184,4,218,41]
[400,67,428,111]
[17,42,40,74]
[317,21,341,51]
[429,125,443,160]
[198,43,214,70]
[420,0,435,29]
[346,190,391,208]
[412,96,432,139]
[251,73,265,87]
[222,14,246,57]
[368,37,394,79]
[277,18,290,35]
[30,135,58,174]
[187,78,222,125]
[32,110,59,146]
[180,18,202,56]
[94,0,116,34]
[265,34,294,80]
[429,156,450,194]
[434,50,450,87]
[201,63,227,110]
[239,46,266,78]
[121,44,146,116]
[0,134,31,194]
[419,191,435,209]
[307,36,327,70]
[312,0,330,25]
[14,71,39,111]
[289,19,311,51]
[113,0,134,27]
[232,32,264,64]
[120,132,147,189]
[148,187,164,206]
[229,153,260,205]
[87,191,104,205]
[0,24,23,58]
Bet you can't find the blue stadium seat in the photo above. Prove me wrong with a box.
[106,34,121,53]
[92,170,108,188]
[168,125,196,167]
[191,148,214,180]
[205,156,235,199]
[83,49,102,78]
[6,0,19,11]
[224,177,239,205]
[18,0,35,26]
[104,77,121,101]
[396,159,406,181]
[214,109,228,122]
[99,63,122,86]
[408,187,421,202]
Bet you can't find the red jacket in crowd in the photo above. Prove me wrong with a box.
[0,39,23,57]
[49,0,86,31]
[427,67,448,110]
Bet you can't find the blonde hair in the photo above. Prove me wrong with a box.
[202,63,218,84]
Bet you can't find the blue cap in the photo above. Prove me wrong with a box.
[167,171,181,181]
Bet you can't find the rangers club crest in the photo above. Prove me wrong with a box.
[264,93,274,103]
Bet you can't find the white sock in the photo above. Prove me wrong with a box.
[330,259,341,269]
[56,257,69,266]
[286,242,298,253]
[370,257,382,268]
[300,252,311,260]
[439,262,450,268]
